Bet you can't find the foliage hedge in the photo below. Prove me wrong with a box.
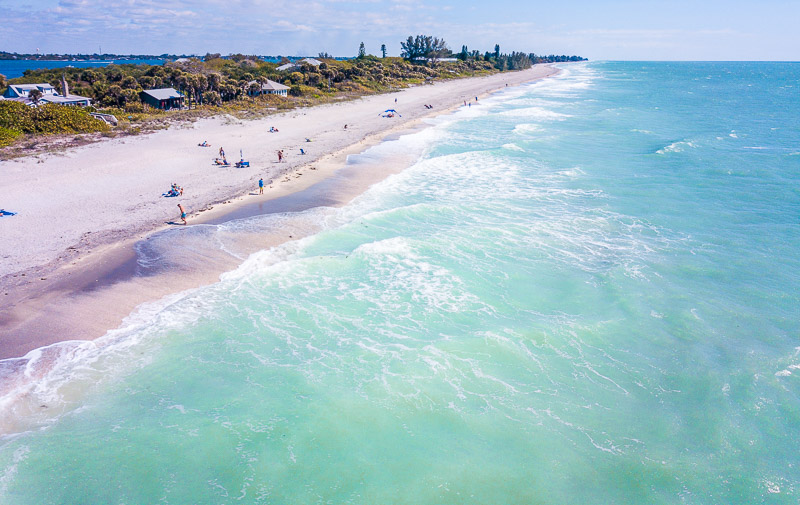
[0,101,109,141]
[0,126,22,147]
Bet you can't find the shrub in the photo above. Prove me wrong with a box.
[30,104,110,134]
[0,101,35,132]
[0,101,109,136]
[0,126,22,147]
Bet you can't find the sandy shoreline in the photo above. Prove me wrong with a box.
[0,65,558,360]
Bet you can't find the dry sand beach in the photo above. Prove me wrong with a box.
[0,65,557,361]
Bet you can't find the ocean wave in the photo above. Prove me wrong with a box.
[512,123,542,135]
[498,107,571,120]
[0,287,205,437]
[656,140,698,154]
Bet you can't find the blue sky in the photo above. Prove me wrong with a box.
[1,0,797,60]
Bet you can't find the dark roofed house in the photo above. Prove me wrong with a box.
[140,88,185,110]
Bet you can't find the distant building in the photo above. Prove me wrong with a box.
[3,81,92,107]
[246,79,290,97]
[412,57,459,63]
[139,88,185,110]
[276,57,323,72]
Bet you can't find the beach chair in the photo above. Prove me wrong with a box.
[235,160,250,168]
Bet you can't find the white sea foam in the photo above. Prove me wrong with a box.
[499,107,571,120]
[0,445,29,495]
[513,123,542,135]
[0,284,220,437]
[656,140,697,154]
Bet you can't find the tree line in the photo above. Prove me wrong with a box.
[0,35,585,145]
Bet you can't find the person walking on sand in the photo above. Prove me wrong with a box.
[277,150,283,163]
[259,178,264,195]
[177,204,187,225]
[219,147,225,157]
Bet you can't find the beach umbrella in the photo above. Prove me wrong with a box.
[381,109,402,117]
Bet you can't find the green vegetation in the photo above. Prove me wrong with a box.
[0,101,109,146]
[0,36,585,151]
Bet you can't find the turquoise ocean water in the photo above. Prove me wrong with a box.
[1,62,799,503]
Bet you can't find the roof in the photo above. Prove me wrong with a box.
[4,83,57,98]
[276,57,323,72]
[140,88,184,100]
[247,79,290,91]
[11,83,56,91]
[40,94,92,105]
[0,96,35,106]
[262,79,289,91]
[1,94,91,106]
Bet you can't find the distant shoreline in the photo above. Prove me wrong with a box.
[0,58,167,79]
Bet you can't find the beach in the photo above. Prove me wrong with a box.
[0,65,558,360]
[2,61,799,503]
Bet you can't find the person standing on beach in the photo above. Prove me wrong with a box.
[177,204,187,225]
[259,178,264,194]
[219,147,225,158]
[277,150,283,163]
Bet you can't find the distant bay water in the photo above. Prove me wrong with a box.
[1,62,798,504]
[0,59,166,79]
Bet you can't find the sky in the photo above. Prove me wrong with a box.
[1,0,798,60]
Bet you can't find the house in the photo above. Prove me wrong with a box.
[4,83,58,99]
[276,57,323,72]
[246,79,290,97]
[139,88,185,110]
[3,81,92,107]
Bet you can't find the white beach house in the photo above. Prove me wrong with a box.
[2,81,92,107]
[246,79,290,97]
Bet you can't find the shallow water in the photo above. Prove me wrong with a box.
[1,62,799,504]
